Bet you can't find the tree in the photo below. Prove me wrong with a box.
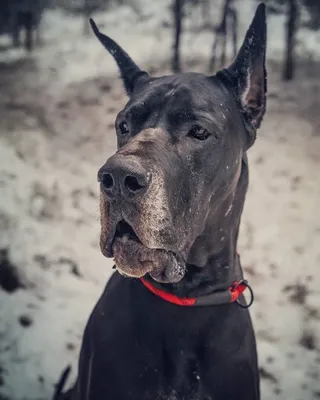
[208,0,238,72]
[302,0,320,30]
[172,0,184,72]
[283,0,299,80]
[259,0,320,80]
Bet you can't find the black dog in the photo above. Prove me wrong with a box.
[56,4,267,399]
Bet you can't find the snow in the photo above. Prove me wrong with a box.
[1,0,320,399]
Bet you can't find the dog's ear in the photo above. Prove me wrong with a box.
[217,3,267,146]
[90,19,149,95]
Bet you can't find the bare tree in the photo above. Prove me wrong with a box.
[172,0,184,73]
[259,0,320,80]
[230,6,238,61]
[208,0,238,72]
[283,0,299,80]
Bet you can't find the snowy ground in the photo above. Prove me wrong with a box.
[0,0,320,399]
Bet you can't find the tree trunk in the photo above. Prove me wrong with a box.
[209,33,219,72]
[283,0,299,81]
[208,0,233,72]
[220,31,227,68]
[230,8,238,59]
[172,0,184,73]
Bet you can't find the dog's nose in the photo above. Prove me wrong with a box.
[98,159,149,199]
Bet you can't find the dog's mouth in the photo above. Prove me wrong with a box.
[110,219,186,283]
[114,219,141,244]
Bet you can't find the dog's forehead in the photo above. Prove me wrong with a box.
[130,73,231,115]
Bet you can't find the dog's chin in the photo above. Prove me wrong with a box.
[112,236,185,284]
[107,221,186,284]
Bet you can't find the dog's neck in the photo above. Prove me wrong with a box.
[153,156,249,298]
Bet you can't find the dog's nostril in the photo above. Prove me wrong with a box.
[124,175,145,193]
[102,173,114,189]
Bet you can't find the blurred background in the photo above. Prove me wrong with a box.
[0,0,319,399]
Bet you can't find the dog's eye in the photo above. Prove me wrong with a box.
[118,121,129,135]
[188,125,210,141]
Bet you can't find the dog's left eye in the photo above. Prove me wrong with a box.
[118,121,129,135]
[188,125,210,141]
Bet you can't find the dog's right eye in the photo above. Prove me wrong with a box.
[118,121,129,135]
[188,125,210,141]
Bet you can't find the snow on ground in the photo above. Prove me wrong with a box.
[0,0,320,399]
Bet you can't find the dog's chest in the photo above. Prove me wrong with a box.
[81,276,255,400]
[156,391,211,400]
[91,313,215,400]
[155,346,205,399]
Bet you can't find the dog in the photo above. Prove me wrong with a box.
[55,3,267,399]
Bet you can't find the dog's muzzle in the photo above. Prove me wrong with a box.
[97,131,188,284]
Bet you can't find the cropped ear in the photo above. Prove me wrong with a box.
[217,3,267,147]
[90,19,149,95]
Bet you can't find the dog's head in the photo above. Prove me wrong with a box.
[92,4,267,283]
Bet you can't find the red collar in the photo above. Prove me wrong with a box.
[140,278,253,308]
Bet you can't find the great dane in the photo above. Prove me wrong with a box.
[56,4,267,399]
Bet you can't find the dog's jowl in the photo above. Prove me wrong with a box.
[58,4,267,399]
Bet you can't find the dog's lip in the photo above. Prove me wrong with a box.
[102,219,147,258]
[103,223,117,257]
[109,219,180,256]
